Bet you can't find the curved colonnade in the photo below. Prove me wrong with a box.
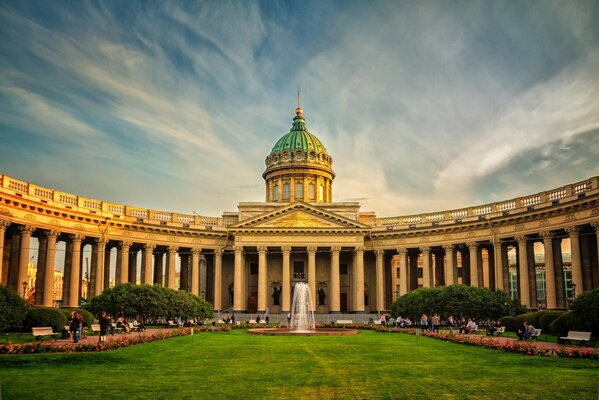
[1,173,598,313]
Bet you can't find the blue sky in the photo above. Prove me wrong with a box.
[1,0,598,218]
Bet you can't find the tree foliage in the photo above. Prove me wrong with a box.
[570,288,599,335]
[22,307,67,332]
[85,283,213,324]
[390,285,525,321]
[0,285,27,331]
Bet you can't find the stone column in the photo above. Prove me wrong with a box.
[516,236,530,308]
[592,222,599,289]
[375,249,385,312]
[566,226,583,296]
[213,249,222,310]
[42,231,58,306]
[541,232,556,309]
[353,246,365,312]
[117,241,130,284]
[166,246,177,289]
[468,242,479,288]
[90,239,106,297]
[17,225,34,299]
[35,235,47,305]
[420,247,431,288]
[199,255,207,296]
[494,241,504,291]
[234,246,243,312]
[103,245,112,290]
[142,244,155,285]
[329,247,341,313]
[67,235,82,307]
[444,245,455,286]
[308,246,316,310]
[0,221,9,285]
[258,246,268,312]
[282,246,291,312]
[398,248,408,295]
[128,250,138,284]
[180,253,189,291]
[191,248,200,296]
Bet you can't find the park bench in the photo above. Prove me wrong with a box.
[559,331,592,345]
[167,320,179,328]
[90,324,101,334]
[128,322,140,332]
[493,326,505,336]
[336,320,353,325]
[530,329,542,340]
[32,327,59,341]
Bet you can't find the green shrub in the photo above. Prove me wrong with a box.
[0,285,27,331]
[514,312,541,329]
[22,307,67,332]
[549,312,582,336]
[499,316,517,332]
[571,288,599,335]
[539,310,566,334]
[59,308,95,326]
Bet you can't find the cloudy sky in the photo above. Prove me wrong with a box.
[1,0,598,219]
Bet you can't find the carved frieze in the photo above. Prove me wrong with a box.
[564,214,576,222]
[514,224,525,232]
[538,219,549,227]
[24,214,36,221]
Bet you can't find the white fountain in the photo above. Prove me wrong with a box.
[290,282,316,332]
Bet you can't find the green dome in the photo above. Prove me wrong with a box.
[270,109,328,155]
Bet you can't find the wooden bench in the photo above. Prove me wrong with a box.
[530,329,542,340]
[336,320,353,325]
[559,331,592,345]
[167,320,179,328]
[128,322,140,332]
[32,327,59,340]
[492,326,505,336]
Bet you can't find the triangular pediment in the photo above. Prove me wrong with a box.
[230,203,369,230]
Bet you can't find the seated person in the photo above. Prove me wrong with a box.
[516,321,529,340]
[255,315,261,324]
[524,324,537,340]
[466,319,478,334]
[486,320,499,336]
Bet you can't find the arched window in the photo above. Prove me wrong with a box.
[283,183,290,200]
[295,183,303,199]
[318,184,324,201]
[273,185,279,201]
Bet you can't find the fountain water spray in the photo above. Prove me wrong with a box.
[290,282,316,332]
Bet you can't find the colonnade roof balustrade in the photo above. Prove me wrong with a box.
[1,173,597,232]
[373,176,598,231]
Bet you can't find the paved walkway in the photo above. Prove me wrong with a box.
[49,328,179,346]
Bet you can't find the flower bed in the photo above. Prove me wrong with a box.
[381,328,599,359]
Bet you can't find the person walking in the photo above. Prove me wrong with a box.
[98,311,110,343]
[68,311,81,343]
[420,313,428,331]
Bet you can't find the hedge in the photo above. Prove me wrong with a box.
[0,285,27,331]
[22,307,67,332]
[539,310,566,334]
[549,312,582,336]
[499,316,517,332]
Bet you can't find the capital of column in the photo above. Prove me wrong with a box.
[93,237,107,246]
[397,247,407,255]
[144,243,156,252]
[18,225,35,235]
[69,234,84,244]
[539,231,553,240]
[565,225,580,238]
[214,248,223,256]
[466,242,477,249]
[375,249,384,257]
[258,246,267,253]
[330,246,341,253]
[281,246,291,253]
[443,244,454,252]
[168,245,178,254]
[419,247,430,253]
[515,235,527,244]
[307,246,317,253]
[44,230,60,239]
[354,246,364,254]
[191,248,202,256]
[120,241,132,250]
[0,219,10,230]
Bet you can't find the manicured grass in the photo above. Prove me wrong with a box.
[1,329,598,399]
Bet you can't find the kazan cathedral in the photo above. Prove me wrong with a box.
[0,107,598,316]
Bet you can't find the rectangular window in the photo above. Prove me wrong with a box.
[509,268,518,300]
[309,184,315,199]
[283,183,290,200]
[250,262,258,275]
[396,267,400,278]
[457,267,462,278]
[273,185,279,201]
[536,269,546,301]
[318,184,324,201]
[340,263,348,275]
[295,183,303,199]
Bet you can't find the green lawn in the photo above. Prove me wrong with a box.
[1,329,598,399]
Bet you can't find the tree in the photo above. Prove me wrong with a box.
[391,285,524,322]
[85,283,214,324]
[571,288,599,335]
[0,285,27,331]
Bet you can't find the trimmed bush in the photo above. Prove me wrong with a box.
[571,288,599,335]
[499,316,517,332]
[514,311,542,329]
[22,307,67,332]
[0,285,27,331]
[549,312,582,336]
[59,308,95,326]
[539,310,567,334]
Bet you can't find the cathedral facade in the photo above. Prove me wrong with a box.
[1,107,598,313]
